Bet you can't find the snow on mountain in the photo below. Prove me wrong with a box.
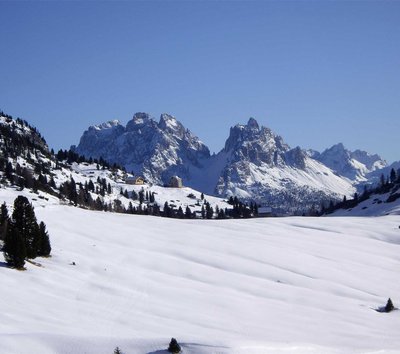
[315,143,387,182]
[74,115,360,213]
[73,112,210,186]
[209,119,355,213]
[1,186,400,353]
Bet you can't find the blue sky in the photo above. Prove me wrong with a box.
[1,1,399,162]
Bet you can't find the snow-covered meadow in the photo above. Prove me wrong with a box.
[1,191,400,353]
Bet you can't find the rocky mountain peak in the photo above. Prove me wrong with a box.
[315,143,387,181]
[247,117,259,130]
[158,113,181,131]
[126,112,152,131]
[351,149,386,171]
[93,120,121,131]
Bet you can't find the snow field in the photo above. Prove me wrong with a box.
[0,196,400,353]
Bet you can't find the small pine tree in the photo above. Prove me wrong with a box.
[185,206,192,219]
[385,298,394,312]
[113,347,123,354]
[390,168,396,184]
[168,338,181,353]
[0,202,9,240]
[38,221,51,257]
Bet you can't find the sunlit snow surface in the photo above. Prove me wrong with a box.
[0,191,400,353]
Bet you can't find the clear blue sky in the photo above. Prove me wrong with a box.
[1,1,399,162]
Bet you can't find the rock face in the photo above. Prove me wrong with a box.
[211,119,354,213]
[76,113,395,213]
[73,113,210,185]
[314,143,387,182]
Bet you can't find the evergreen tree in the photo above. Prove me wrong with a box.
[185,206,192,219]
[390,168,396,184]
[167,338,181,353]
[3,223,26,269]
[385,298,394,312]
[113,347,123,354]
[177,206,184,219]
[380,173,385,187]
[139,189,144,204]
[11,196,40,259]
[38,221,51,257]
[0,202,9,240]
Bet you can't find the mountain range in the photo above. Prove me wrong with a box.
[72,113,395,213]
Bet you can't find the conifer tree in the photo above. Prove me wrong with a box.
[168,338,181,353]
[385,298,394,312]
[3,223,26,269]
[0,202,9,240]
[38,221,51,257]
[185,206,192,219]
[390,168,396,184]
[12,196,40,259]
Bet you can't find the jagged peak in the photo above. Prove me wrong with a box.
[132,112,151,124]
[125,112,153,131]
[92,120,121,130]
[247,117,259,130]
[330,143,346,151]
[158,113,181,131]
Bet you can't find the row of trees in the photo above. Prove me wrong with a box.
[0,196,51,269]
[321,168,400,215]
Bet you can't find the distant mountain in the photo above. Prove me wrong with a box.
[209,118,354,213]
[74,114,358,213]
[72,113,210,186]
[314,143,387,182]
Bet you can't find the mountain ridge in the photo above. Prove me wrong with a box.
[71,112,393,212]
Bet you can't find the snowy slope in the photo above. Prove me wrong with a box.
[332,190,400,217]
[1,190,399,353]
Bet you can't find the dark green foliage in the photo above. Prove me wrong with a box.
[390,168,397,184]
[205,202,214,219]
[113,347,123,354]
[139,189,144,204]
[168,338,181,353]
[0,202,9,240]
[2,196,51,268]
[12,196,41,259]
[38,221,51,257]
[3,223,26,269]
[185,206,192,218]
[385,298,394,312]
